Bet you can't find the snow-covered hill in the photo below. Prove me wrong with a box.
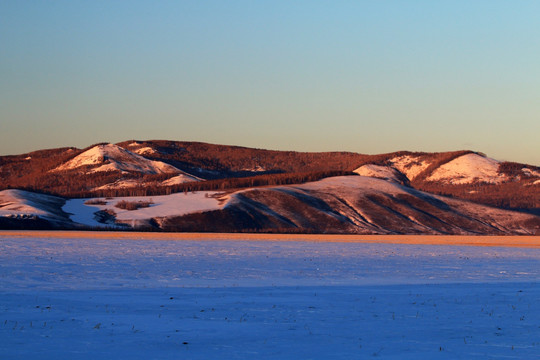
[53,143,181,174]
[354,152,539,186]
[201,176,537,235]
[426,153,505,184]
[58,176,539,235]
[0,189,71,227]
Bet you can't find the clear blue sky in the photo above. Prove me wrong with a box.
[1,1,539,165]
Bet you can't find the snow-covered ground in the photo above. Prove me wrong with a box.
[1,233,539,359]
[63,192,224,227]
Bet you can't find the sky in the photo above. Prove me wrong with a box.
[1,1,539,165]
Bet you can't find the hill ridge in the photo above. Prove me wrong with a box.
[0,140,538,213]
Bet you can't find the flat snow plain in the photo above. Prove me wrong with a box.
[1,232,539,359]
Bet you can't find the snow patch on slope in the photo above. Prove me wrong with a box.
[427,153,506,184]
[53,144,180,174]
[522,168,540,178]
[353,164,402,183]
[133,147,158,156]
[389,155,430,180]
[162,173,203,185]
[242,165,266,172]
[94,179,142,191]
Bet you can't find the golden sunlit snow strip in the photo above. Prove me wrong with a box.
[1,231,539,248]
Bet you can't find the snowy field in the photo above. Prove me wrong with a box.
[1,233,539,359]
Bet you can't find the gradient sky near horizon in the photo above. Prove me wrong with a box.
[1,1,539,165]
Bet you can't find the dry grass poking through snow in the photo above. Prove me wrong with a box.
[114,200,154,211]
[84,199,107,206]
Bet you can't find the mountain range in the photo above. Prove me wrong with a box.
[1,140,538,234]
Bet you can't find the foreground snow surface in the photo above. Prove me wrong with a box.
[1,235,539,359]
